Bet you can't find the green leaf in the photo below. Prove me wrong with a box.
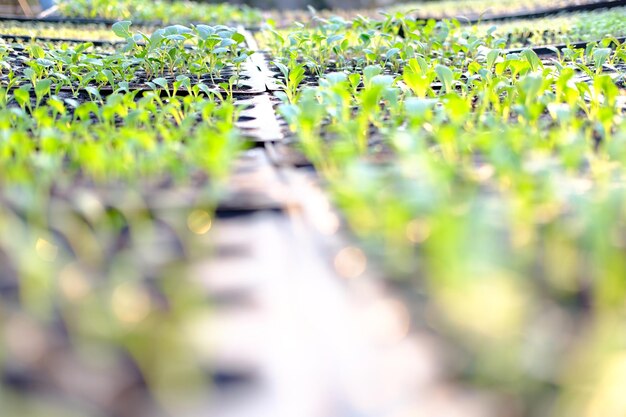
[405,97,438,118]
[29,45,45,59]
[152,77,168,89]
[35,79,52,98]
[232,32,246,44]
[348,73,361,90]
[274,62,289,80]
[289,65,305,86]
[47,97,66,114]
[116,82,130,93]
[324,72,347,86]
[195,25,215,40]
[486,49,500,68]
[363,65,383,88]
[64,98,79,108]
[234,51,249,64]
[75,42,94,54]
[85,86,101,100]
[278,103,300,124]
[359,33,372,44]
[593,48,612,71]
[370,75,394,88]
[14,88,30,108]
[112,20,132,39]
[197,83,214,96]
[102,69,115,87]
[435,64,454,94]
[165,34,186,41]
[385,48,400,60]
[364,65,382,80]
[327,34,344,44]
[521,49,542,72]
[36,58,54,67]
[403,59,434,98]
[175,75,191,90]
[75,101,98,120]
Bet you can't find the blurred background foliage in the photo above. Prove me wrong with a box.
[3,0,398,15]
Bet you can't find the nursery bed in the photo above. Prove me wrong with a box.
[3,6,626,417]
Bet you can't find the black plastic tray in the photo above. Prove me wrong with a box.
[414,0,626,24]
[506,35,626,55]
[0,14,264,31]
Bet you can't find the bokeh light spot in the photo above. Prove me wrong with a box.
[35,237,58,262]
[406,219,431,244]
[187,210,212,235]
[111,282,151,325]
[334,246,367,279]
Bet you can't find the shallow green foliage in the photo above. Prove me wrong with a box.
[276,13,626,417]
[56,0,263,26]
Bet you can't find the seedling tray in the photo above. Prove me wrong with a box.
[237,94,284,142]
[1,29,275,96]
[265,141,312,168]
[408,0,626,24]
[0,14,264,32]
[0,45,270,95]
[1,159,286,225]
[0,33,124,47]
[506,36,626,56]
[0,14,122,26]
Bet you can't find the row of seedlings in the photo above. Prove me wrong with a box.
[51,0,264,28]
[0,19,285,417]
[389,0,626,23]
[6,0,624,33]
[262,12,626,417]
